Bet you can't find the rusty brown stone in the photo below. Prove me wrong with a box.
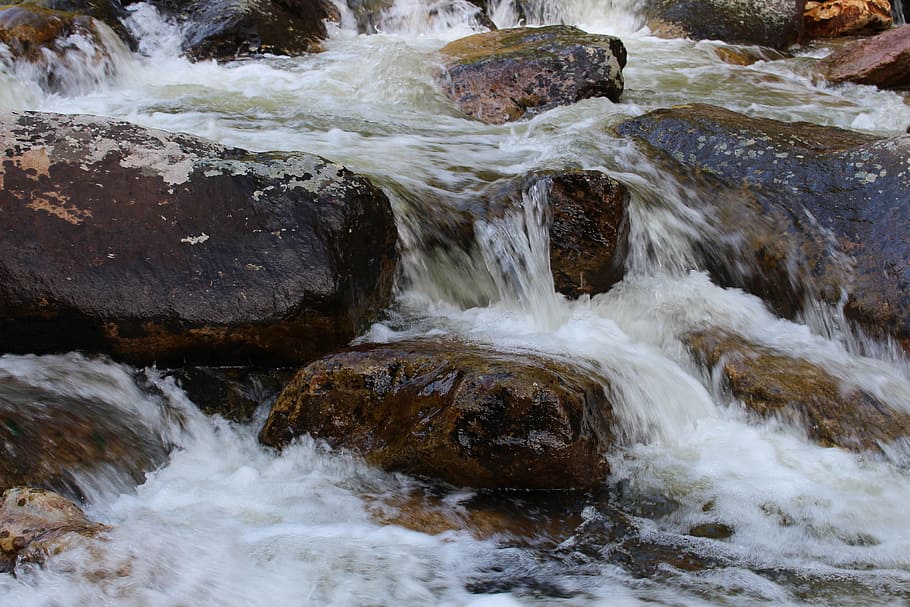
[804,0,891,39]
[259,339,613,490]
[686,330,910,451]
[822,24,910,88]
[439,26,626,124]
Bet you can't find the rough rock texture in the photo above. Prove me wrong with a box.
[645,0,806,50]
[400,170,629,306]
[17,0,135,48]
[822,24,910,88]
[617,104,910,348]
[687,330,910,450]
[0,370,171,497]
[0,5,121,91]
[145,0,340,60]
[439,25,626,124]
[0,487,108,573]
[259,340,613,490]
[0,111,398,367]
[804,0,892,38]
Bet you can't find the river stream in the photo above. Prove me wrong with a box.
[2,0,910,605]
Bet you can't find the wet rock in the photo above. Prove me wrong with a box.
[0,368,171,497]
[821,23,910,88]
[645,0,806,50]
[168,366,294,421]
[438,25,626,124]
[17,0,135,49]
[713,45,790,66]
[0,111,398,367]
[688,522,734,539]
[0,486,108,573]
[259,339,613,490]
[617,104,910,348]
[145,0,340,60]
[686,329,910,450]
[401,170,629,305]
[0,5,123,91]
[804,0,892,38]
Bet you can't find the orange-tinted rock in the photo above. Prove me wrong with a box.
[0,487,108,572]
[822,24,910,88]
[439,26,626,124]
[804,0,891,39]
[260,340,613,490]
[686,330,910,450]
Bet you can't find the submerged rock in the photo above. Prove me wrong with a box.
[686,330,910,451]
[821,24,910,88]
[259,339,613,490]
[400,170,629,306]
[0,486,108,573]
[0,5,123,91]
[438,25,626,124]
[0,111,398,367]
[168,366,294,421]
[645,0,806,50]
[804,0,892,39]
[617,104,910,349]
[145,0,340,60]
[0,368,171,496]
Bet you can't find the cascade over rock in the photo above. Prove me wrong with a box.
[400,170,629,306]
[141,0,340,60]
[0,5,122,91]
[0,111,398,367]
[15,0,135,48]
[645,0,806,50]
[0,365,172,496]
[259,339,614,490]
[804,0,892,38]
[0,487,108,573]
[821,23,910,88]
[438,25,626,124]
[617,104,910,349]
[687,330,910,451]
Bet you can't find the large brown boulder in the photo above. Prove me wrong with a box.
[617,104,910,349]
[438,25,626,124]
[0,487,108,573]
[0,111,398,367]
[259,340,614,490]
[804,0,892,39]
[400,170,629,306]
[144,0,340,60]
[821,23,910,88]
[0,361,172,496]
[686,330,910,451]
[645,0,806,50]
[0,5,123,92]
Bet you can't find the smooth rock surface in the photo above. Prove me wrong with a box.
[0,111,398,367]
[645,0,806,50]
[439,25,626,124]
[618,104,910,348]
[822,23,910,88]
[259,339,613,490]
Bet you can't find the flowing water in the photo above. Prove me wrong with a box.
[3,0,910,605]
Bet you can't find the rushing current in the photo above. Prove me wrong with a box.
[3,0,910,605]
